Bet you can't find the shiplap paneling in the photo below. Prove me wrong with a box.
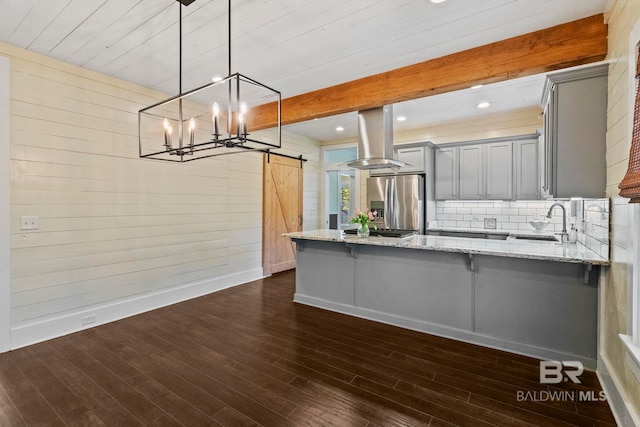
[601,0,640,423]
[1,41,320,340]
[0,55,10,351]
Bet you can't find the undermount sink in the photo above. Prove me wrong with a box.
[510,235,560,242]
[427,230,509,240]
[427,230,561,243]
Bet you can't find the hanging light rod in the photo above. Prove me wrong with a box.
[138,0,282,162]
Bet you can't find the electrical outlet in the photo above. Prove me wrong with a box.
[484,218,497,229]
[20,216,39,230]
[82,315,96,325]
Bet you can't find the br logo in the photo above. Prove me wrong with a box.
[539,361,584,384]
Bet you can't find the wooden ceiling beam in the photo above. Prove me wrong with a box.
[249,14,607,130]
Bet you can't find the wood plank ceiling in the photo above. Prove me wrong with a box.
[0,0,610,140]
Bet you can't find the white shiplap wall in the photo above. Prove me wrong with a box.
[1,41,320,347]
[0,55,10,351]
[600,0,640,422]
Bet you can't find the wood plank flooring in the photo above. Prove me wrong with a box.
[0,270,616,426]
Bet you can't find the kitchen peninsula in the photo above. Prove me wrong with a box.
[285,230,609,368]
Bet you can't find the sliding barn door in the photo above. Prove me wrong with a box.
[263,154,303,275]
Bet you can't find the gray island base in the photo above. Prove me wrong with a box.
[288,233,601,369]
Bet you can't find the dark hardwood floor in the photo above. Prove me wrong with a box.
[0,270,616,426]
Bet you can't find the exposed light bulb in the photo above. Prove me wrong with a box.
[188,118,195,146]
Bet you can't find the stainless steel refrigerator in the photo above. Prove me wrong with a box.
[366,174,424,233]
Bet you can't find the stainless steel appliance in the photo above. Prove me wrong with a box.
[367,174,424,233]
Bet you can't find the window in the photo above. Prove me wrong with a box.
[322,146,359,230]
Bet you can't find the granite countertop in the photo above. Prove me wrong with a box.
[284,229,610,266]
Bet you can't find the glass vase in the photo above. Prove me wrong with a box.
[357,223,370,238]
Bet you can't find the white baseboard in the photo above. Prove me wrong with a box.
[598,354,640,427]
[294,293,597,369]
[10,268,266,350]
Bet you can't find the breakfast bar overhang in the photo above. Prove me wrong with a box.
[286,230,609,369]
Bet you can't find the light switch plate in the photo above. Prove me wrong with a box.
[484,218,497,229]
[20,216,39,230]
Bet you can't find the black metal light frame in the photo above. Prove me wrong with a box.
[138,0,282,163]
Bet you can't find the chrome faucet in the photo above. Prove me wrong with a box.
[546,202,568,242]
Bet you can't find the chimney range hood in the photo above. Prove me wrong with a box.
[346,106,406,170]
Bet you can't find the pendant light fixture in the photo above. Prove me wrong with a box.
[138,0,282,162]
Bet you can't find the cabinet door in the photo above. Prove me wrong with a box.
[435,147,458,200]
[396,146,425,173]
[515,139,540,199]
[485,142,513,200]
[459,145,483,200]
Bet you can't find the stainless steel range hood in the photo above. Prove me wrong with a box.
[346,106,406,170]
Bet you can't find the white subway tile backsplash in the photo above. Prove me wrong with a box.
[447,202,465,208]
[434,199,609,259]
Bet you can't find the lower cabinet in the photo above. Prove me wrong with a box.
[293,240,600,367]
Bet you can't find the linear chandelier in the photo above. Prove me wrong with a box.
[138,0,282,162]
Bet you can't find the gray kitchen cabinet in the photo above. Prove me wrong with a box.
[396,146,425,173]
[515,139,540,199]
[435,146,458,199]
[541,64,607,198]
[438,141,514,200]
[459,145,484,199]
[369,143,430,176]
[485,142,513,200]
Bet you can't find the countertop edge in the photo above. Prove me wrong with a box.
[285,231,610,266]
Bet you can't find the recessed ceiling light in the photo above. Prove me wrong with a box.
[471,84,483,89]
[336,126,345,132]
[397,116,407,122]
[430,0,447,3]
[476,101,491,109]
[212,76,223,82]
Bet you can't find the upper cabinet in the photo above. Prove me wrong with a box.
[541,64,608,199]
[395,146,425,173]
[484,142,513,200]
[459,145,484,199]
[369,143,432,176]
[435,147,458,200]
[435,137,536,201]
[515,139,540,200]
